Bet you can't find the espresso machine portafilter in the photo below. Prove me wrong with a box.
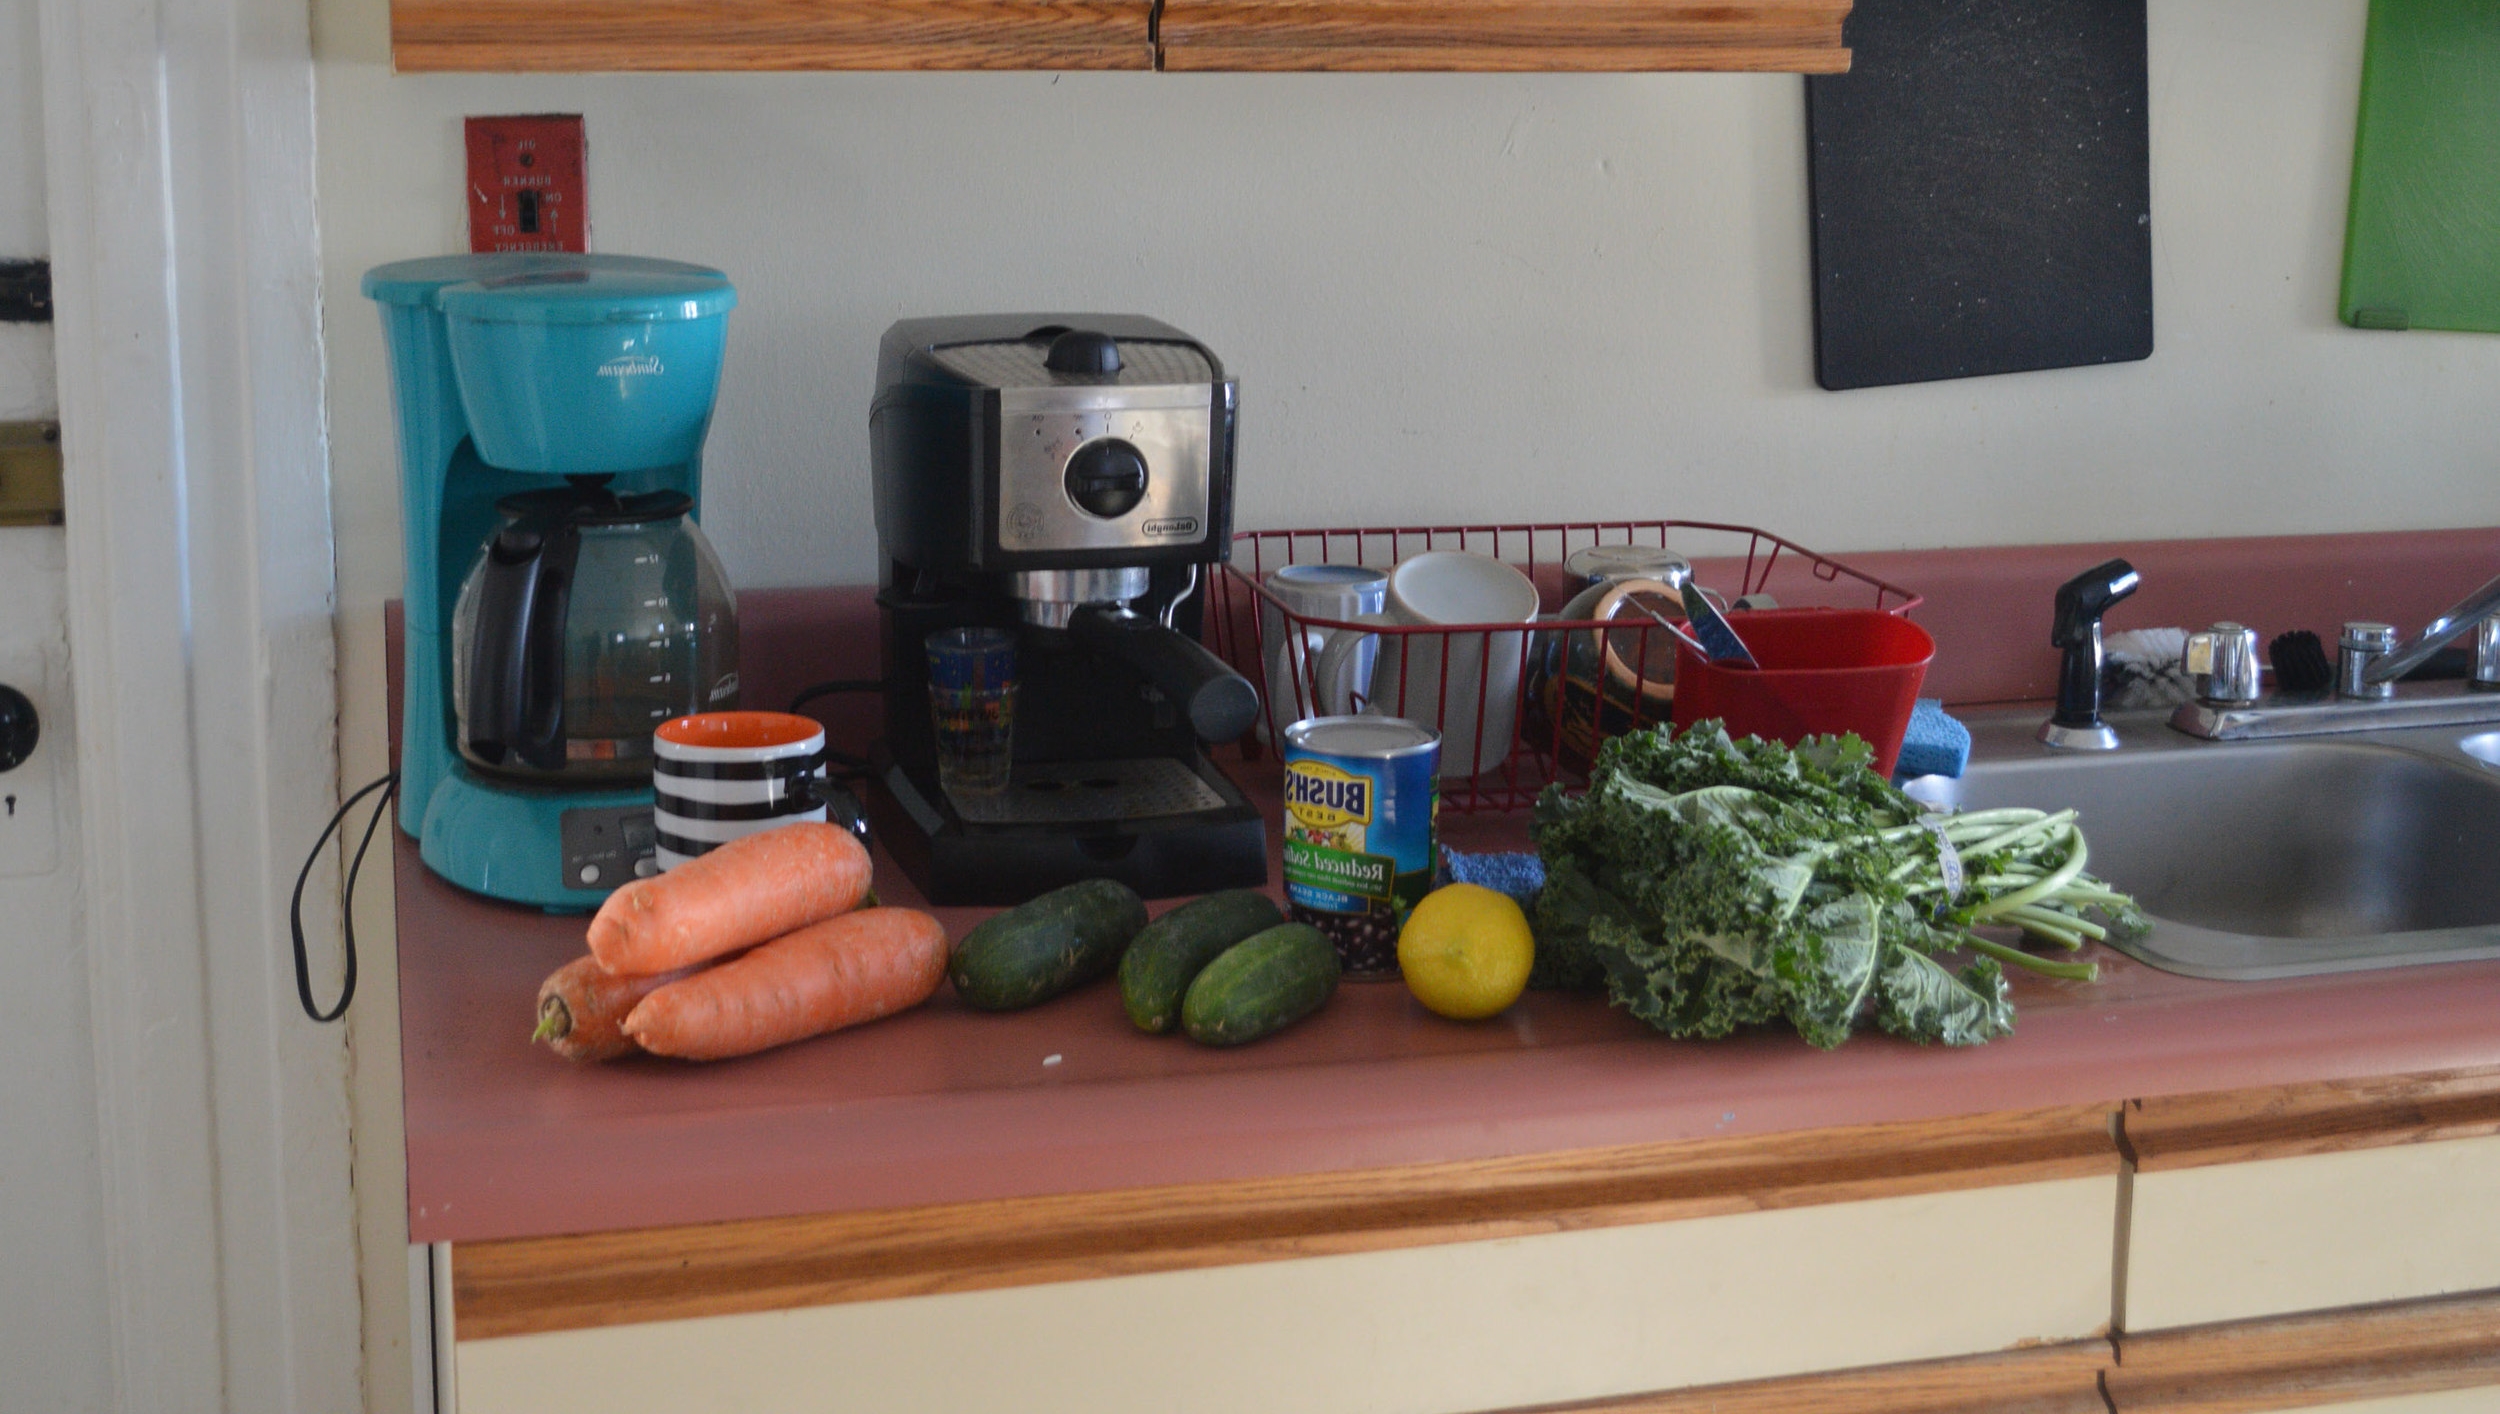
[868,316,1267,904]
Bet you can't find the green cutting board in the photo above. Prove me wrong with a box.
[2341,0,2500,332]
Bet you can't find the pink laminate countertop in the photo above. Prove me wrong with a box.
[394,537,2500,1246]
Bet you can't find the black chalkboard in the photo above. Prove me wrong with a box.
[1806,0,2153,391]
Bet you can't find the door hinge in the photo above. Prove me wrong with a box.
[0,422,64,526]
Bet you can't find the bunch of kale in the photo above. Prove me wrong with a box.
[1532,722,2146,1049]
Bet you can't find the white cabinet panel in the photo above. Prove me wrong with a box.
[2127,1135,2500,1331]
[2286,1388,2500,1414]
[456,1176,2116,1414]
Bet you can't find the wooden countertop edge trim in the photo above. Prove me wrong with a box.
[451,1099,2117,1340]
[2104,1287,2500,1413]
[2123,1065,2500,1173]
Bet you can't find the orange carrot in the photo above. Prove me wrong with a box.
[587,822,872,976]
[622,907,949,1061]
[532,954,700,1062]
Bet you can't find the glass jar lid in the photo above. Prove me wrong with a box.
[1564,544,1692,588]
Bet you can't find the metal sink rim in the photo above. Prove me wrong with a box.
[1919,711,2500,981]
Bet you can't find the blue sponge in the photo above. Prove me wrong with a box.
[1892,698,1970,782]
[1441,848,1546,907]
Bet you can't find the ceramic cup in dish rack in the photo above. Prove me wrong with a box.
[652,711,829,870]
[1310,550,1542,779]
[1257,563,1388,739]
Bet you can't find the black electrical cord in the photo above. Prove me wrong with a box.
[787,678,882,783]
[291,772,396,1023]
[787,677,882,714]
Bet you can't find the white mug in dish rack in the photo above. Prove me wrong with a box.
[1310,550,1541,779]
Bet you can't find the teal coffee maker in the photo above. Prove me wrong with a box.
[365,254,740,908]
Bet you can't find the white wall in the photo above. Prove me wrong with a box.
[0,529,103,1414]
[0,0,108,1410]
[312,1,2500,1406]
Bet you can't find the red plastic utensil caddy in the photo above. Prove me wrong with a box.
[1669,609,1935,777]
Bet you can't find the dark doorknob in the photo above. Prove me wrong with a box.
[0,684,37,772]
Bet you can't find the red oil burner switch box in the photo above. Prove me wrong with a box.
[465,115,587,255]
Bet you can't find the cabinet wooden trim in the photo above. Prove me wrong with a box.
[388,0,1848,73]
[390,0,1156,72]
[2104,1287,2500,1413]
[1486,1289,2500,1414]
[1157,0,1852,73]
[2123,1066,2500,1174]
[451,1100,2115,1339]
[1506,1338,2113,1414]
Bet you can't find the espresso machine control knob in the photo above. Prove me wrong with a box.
[1043,328,1123,374]
[1065,438,1149,519]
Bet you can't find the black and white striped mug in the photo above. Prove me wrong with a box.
[652,711,828,870]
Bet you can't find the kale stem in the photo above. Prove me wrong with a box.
[1961,809,2078,860]
[1926,808,2047,833]
[1882,810,2032,846]
[2012,904,2108,941]
[1971,827,2089,921]
[1962,933,2100,981]
[2004,909,2088,949]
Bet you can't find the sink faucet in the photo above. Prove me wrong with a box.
[2359,570,2500,692]
[2169,567,2500,741]
[2039,558,2140,751]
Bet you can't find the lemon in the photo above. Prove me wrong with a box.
[1397,883,1535,1020]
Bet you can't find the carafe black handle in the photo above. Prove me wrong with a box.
[1069,606,1260,744]
[465,520,581,771]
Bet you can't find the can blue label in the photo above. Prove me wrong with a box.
[1281,717,1439,977]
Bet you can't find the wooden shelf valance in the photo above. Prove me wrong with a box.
[391,0,1160,72]
[1160,0,1853,72]
[389,0,1852,73]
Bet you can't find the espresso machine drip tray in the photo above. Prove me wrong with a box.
[945,757,1228,826]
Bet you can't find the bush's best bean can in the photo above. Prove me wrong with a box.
[1281,716,1440,978]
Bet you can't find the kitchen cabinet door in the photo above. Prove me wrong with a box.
[450,1176,2116,1414]
[2120,1073,2500,1333]
[2292,1391,2500,1413]
[2125,1134,2500,1331]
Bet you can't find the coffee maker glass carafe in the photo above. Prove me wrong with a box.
[451,476,738,785]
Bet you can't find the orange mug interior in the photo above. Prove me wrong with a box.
[656,710,822,751]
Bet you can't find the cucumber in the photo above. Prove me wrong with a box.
[1180,923,1341,1046]
[949,878,1149,1011]
[1118,890,1288,1033]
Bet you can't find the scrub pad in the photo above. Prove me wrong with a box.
[1439,849,1545,909]
[1891,698,1971,782]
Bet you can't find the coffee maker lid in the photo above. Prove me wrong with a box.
[363,252,595,306]
[362,253,734,323]
[440,261,736,326]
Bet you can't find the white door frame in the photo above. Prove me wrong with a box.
[37,0,358,1409]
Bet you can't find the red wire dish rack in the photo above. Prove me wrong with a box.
[1205,521,1923,813]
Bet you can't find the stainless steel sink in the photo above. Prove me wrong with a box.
[1907,715,2500,980]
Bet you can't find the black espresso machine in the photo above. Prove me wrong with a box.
[868,315,1267,904]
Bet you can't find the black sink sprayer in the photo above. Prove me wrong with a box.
[2041,559,2140,751]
